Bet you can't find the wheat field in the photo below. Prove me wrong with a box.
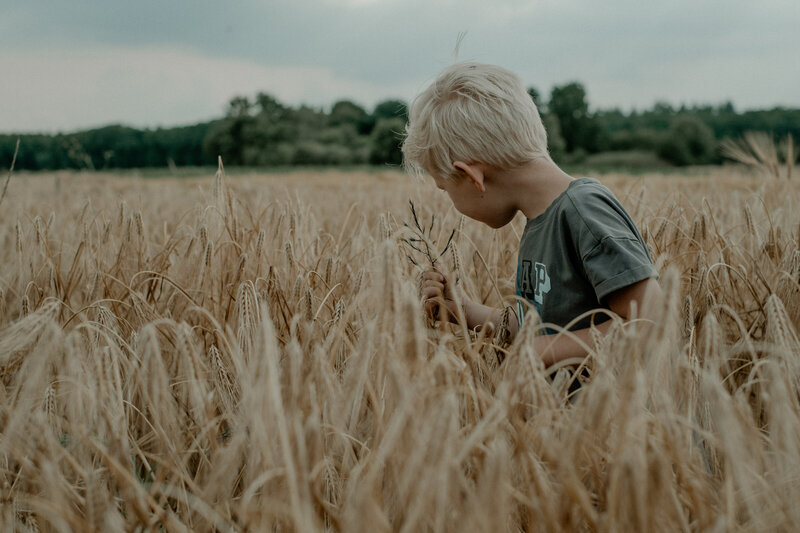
[1,163,799,532]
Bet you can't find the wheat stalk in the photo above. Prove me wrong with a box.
[0,166,798,531]
[0,137,19,210]
[400,200,455,267]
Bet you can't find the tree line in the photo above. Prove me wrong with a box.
[2,83,799,171]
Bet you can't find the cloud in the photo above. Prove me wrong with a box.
[2,0,798,131]
[1,46,421,133]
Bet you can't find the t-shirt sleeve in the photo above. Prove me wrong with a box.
[568,187,657,302]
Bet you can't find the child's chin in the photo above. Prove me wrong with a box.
[484,219,509,229]
[485,213,515,229]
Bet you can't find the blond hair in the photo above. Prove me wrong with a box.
[402,62,550,181]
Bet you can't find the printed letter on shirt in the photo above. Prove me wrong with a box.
[533,262,551,305]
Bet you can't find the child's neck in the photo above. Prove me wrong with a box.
[502,158,574,220]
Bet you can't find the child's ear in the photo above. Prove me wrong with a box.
[453,161,486,193]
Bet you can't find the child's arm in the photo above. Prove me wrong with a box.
[422,271,662,367]
[534,277,662,366]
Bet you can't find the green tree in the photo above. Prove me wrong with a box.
[542,113,566,162]
[227,96,254,118]
[203,96,260,165]
[373,99,408,121]
[369,117,406,165]
[549,82,601,153]
[243,94,297,165]
[329,100,373,134]
[527,87,564,161]
[255,93,286,122]
[657,115,716,166]
[527,87,544,111]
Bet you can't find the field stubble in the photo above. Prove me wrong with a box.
[0,165,799,532]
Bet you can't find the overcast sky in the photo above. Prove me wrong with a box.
[2,0,798,133]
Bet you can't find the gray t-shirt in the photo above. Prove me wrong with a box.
[515,177,656,331]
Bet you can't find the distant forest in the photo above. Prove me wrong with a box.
[2,82,799,171]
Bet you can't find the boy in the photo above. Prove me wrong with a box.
[403,62,661,368]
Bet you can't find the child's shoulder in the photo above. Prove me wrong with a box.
[534,177,617,222]
[561,177,644,243]
[564,177,615,201]
[562,177,629,215]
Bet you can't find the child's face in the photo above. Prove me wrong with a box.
[432,174,516,229]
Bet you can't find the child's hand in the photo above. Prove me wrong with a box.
[420,268,459,323]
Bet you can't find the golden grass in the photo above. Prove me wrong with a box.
[1,164,799,532]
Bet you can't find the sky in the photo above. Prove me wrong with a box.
[2,0,799,133]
